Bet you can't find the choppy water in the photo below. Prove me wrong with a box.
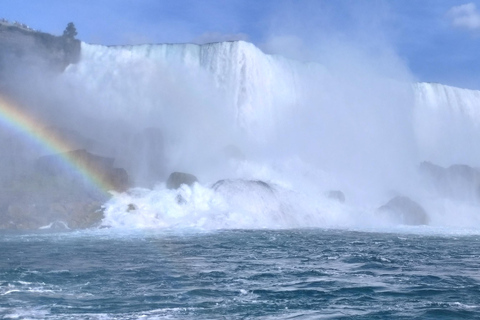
[1,228,480,319]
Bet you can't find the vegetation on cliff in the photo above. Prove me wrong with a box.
[0,20,81,73]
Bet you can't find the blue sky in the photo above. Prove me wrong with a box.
[1,0,480,89]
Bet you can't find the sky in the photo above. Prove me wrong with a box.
[1,0,480,90]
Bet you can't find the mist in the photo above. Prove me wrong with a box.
[1,1,480,230]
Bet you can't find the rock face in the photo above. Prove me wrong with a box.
[35,149,129,192]
[166,172,198,189]
[0,202,104,230]
[0,150,130,230]
[0,22,80,73]
[420,161,480,202]
[326,190,345,203]
[0,173,106,230]
[378,196,429,225]
[40,126,96,152]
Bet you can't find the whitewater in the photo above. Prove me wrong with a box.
[2,40,480,319]
[48,40,480,231]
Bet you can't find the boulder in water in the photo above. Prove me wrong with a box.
[0,201,104,230]
[419,161,480,202]
[378,196,429,225]
[166,172,198,189]
[0,149,128,230]
[212,179,280,219]
[212,179,274,192]
[108,168,129,192]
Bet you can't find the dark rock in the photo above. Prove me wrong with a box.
[0,149,129,230]
[36,149,113,175]
[127,203,137,212]
[419,161,480,202]
[419,161,444,182]
[0,201,104,230]
[211,179,280,217]
[326,190,345,203]
[176,194,187,205]
[166,172,198,189]
[41,126,96,151]
[108,168,129,192]
[35,149,129,192]
[0,22,80,73]
[378,196,429,225]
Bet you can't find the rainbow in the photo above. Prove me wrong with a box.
[0,94,116,194]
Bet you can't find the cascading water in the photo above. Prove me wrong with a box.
[414,82,480,166]
[37,40,480,230]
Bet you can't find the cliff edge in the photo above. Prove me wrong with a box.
[0,21,80,73]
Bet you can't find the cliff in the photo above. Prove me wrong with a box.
[0,21,80,73]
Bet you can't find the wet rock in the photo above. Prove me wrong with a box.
[35,149,129,192]
[108,168,129,193]
[36,149,113,176]
[378,196,429,225]
[0,172,107,230]
[326,190,345,203]
[176,194,187,205]
[0,148,127,230]
[0,201,104,230]
[166,172,198,189]
[419,161,480,202]
[212,179,281,218]
[212,179,274,192]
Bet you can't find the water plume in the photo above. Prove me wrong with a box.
[2,8,480,230]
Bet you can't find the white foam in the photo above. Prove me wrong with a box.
[101,178,480,233]
[58,41,480,232]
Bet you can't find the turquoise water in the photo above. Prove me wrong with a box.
[1,229,480,319]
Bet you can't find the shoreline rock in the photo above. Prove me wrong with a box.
[378,196,429,225]
[166,172,198,190]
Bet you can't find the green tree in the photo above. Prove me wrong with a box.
[63,22,77,39]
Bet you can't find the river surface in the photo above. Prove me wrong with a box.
[1,228,480,319]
